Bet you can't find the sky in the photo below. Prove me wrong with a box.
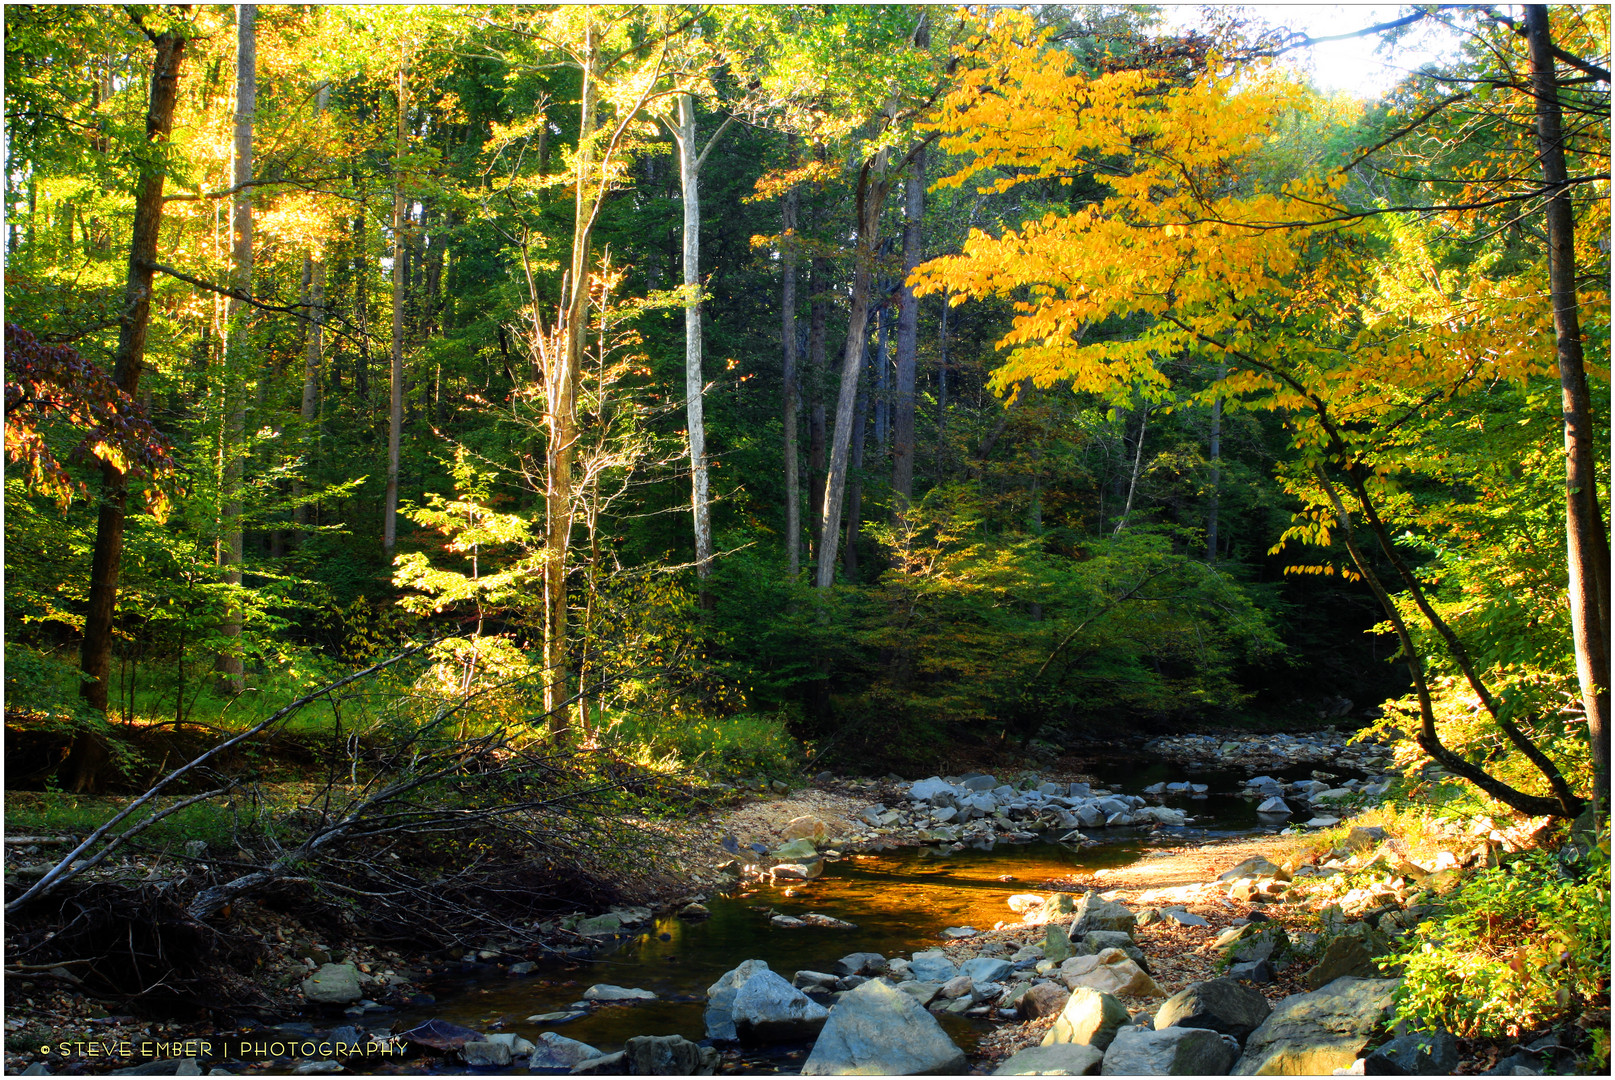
[1161,5,1465,97]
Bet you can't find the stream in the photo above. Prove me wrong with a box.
[374,755,1342,1072]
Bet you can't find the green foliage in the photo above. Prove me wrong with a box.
[1388,841,1611,1040]
[601,709,799,780]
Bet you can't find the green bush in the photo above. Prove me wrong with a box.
[1388,839,1611,1040]
[602,709,800,780]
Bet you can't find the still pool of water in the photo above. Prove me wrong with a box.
[390,755,1347,1068]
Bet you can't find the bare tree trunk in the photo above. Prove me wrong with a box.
[294,82,330,541]
[781,140,802,579]
[806,256,829,568]
[1525,4,1610,810]
[816,148,892,590]
[73,21,186,791]
[843,344,869,583]
[892,139,926,519]
[675,92,713,591]
[1113,405,1149,537]
[545,31,601,733]
[216,4,254,696]
[383,54,409,559]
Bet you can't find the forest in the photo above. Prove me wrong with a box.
[1,4,1609,1071]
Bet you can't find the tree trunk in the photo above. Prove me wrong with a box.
[806,256,829,568]
[892,139,926,519]
[72,23,186,791]
[293,82,330,541]
[214,4,254,696]
[1205,363,1225,562]
[843,341,870,583]
[816,150,892,589]
[1113,405,1149,537]
[1524,4,1610,810]
[545,32,600,733]
[675,92,713,591]
[383,54,408,559]
[781,140,802,579]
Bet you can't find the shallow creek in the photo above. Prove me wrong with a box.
[389,758,1330,1071]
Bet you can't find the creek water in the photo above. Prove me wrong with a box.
[386,756,1332,1072]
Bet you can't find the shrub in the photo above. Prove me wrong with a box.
[1388,839,1610,1040]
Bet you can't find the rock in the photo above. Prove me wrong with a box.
[621,1035,717,1075]
[1081,930,1135,953]
[910,777,953,802]
[939,975,974,1000]
[995,1044,1105,1075]
[960,774,998,791]
[1234,977,1399,1075]
[1343,826,1387,853]
[909,951,957,982]
[1221,923,1290,965]
[570,1051,626,1074]
[731,968,831,1042]
[1062,949,1164,998]
[800,977,967,1075]
[1155,978,1273,1043]
[1044,923,1073,964]
[1101,1027,1240,1075]
[1043,986,1131,1050]
[1020,981,1071,1019]
[886,957,913,981]
[794,970,840,991]
[678,902,710,919]
[1306,928,1388,989]
[783,815,830,842]
[610,905,652,925]
[575,914,623,936]
[960,957,1014,984]
[400,1019,485,1051]
[302,963,363,1005]
[1363,1030,1460,1075]
[771,914,808,928]
[940,925,978,939]
[1257,797,1292,815]
[528,1010,588,1025]
[771,779,790,794]
[706,959,771,1040]
[1218,857,1289,883]
[529,1032,604,1072]
[835,952,887,977]
[773,838,820,860]
[290,1065,340,1076]
[1008,892,1045,913]
[1012,944,1046,962]
[1228,960,1276,984]
[1069,893,1136,936]
[463,1041,514,1066]
[582,983,656,1002]
[1161,908,1209,927]
[898,981,942,1007]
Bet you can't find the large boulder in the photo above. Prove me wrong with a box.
[1217,923,1290,965]
[1305,926,1388,990]
[706,959,772,1040]
[1020,981,1070,1020]
[1060,949,1164,998]
[959,957,1014,984]
[1069,894,1136,937]
[995,1044,1104,1075]
[301,963,362,1005]
[1043,987,1131,1051]
[910,776,954,803]
[835,952,887,977]
[1234,977,1399,1075]
[800,977,966,1075]
[1101,1027,1240,1075]
[1154,978,1272,1044]
[621,1035,717,1075]
[783,815,831,843]
[731,967,831,1042]
[527,1032,603,1073]
[1363,1031,1460,1075]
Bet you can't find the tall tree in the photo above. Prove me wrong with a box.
[780,137,802,578]
[215,3,255,695]
[383,48,409,559]
[74,13,187,789]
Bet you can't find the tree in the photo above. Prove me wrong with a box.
[913,9,1600,816]
[72,11,187,790]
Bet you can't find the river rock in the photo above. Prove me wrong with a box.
[1363,1030,1460,1075]
[909,950,957,982]
[705,959,770,1039]
[1069,893,1136,936]
[960,957,1014,984]
[898,981,942,1007]
[1161,907,1209,927]
[910,777,953,803]
[940,925,978,939]
[773,838,820,860]
[1062,949,1164,997]
[582,983,655,1002]
[835,952,886,977]
[1043,986,1131,1050]
[1219,923,1290,964]
[576,913,623,936]
[1008,893,1045,913]
[1155,978,1272,1043]
[801,977,967,1075]
[995,1043,1104,1075]
[1306,927,1387,989]
[302,963,363,1005]
[794,970,839,991]
[1043,923,1073,964]
[1020,981,1070,1020]
[528,1032,603,1072]
[1228,959,1276,984]
[1343,826,1387,853]
[1102,1025,1240,1075]
[1218,857,1289,883]
[783,815,830,842]
[960,773,998,791]
[462,1041,513,1067]
[939,975,973,999]
[730,967,831,1042]
[621,1035,717,1075]
[1233,977,1399,1075]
